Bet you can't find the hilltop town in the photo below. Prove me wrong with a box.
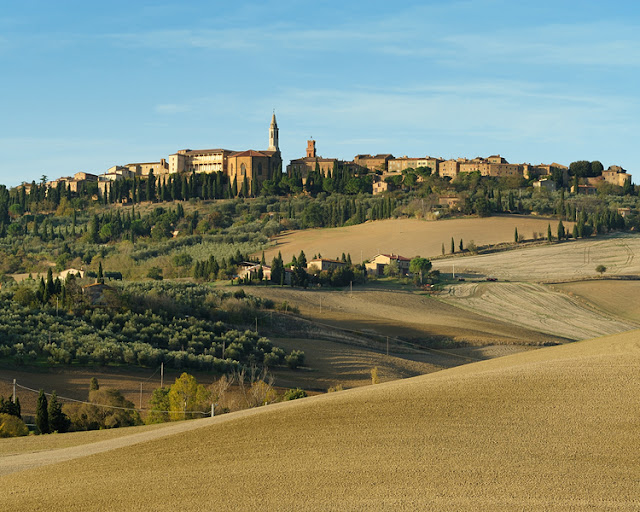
[20,113,633,201]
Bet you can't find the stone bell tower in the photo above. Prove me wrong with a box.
[306,139,316,158]
[268,111,279,152]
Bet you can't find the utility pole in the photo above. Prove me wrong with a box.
[160,362,164,388]
[139,383,143,409]
[452,263,455,279]
[211,403,215,417]
[13,379,16,403]
[255,317,258,333]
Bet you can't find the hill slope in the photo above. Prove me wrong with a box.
[264,215,568,263]
[2,330,640,510]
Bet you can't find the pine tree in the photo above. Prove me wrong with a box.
[36,390,50,434]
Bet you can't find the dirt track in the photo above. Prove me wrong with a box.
[0,417,216,476]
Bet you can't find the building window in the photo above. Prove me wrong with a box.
[241,163,246,176]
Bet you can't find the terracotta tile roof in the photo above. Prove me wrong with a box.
[381,253,411,262]
[229,150,269,158]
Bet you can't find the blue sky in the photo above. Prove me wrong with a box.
[1,0,639,187]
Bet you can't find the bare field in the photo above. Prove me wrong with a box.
[263,215,569,263]
[439,281,636,340]
[248,285,564,346]
[555,280,640,324]
[270,337,443,391]
[3,329,640,510]
[432,232,640,282]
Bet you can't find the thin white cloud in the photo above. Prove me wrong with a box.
[155,103,191,114]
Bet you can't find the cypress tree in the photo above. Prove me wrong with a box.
[514,227,519,243]
[36,390,49,434]
[547,223,553,242]
[451,237,455,254]
[48,391,70,433]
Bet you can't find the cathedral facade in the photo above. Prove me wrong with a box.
[227,113,282,194]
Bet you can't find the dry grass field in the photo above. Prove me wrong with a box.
[432,232,640,282]
[263,215,568,263]
[2,329,639,510]
[555,280,640,324]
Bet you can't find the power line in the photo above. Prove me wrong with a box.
[13,381,209,416]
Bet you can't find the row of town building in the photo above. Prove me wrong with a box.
[24,113,632,198]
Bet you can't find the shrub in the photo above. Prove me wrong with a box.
[283,388,307,401]
[0,413,28,438]
[13,287,36,307]
[285,350,305,369]
[147,267,163,280]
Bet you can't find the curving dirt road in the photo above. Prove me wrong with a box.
[0,417,218,476]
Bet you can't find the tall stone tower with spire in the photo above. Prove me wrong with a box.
[268,111,279,152]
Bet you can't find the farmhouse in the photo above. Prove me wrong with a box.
[237,262,271,281]
[306,258,345,273]
[533,179,556,192]
[365,253,411,276]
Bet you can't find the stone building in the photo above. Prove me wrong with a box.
[287,139,338,180]
[602,167,632,187]
[388,156,442,174]
[169,149,233,175]
[353,153,394,172]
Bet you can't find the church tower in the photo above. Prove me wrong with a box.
[268,112,279,152]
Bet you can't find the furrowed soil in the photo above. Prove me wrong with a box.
[263,215,569,263]
[247,284,564,346]
[438,281,636,340]
[2,329,639,510]
[432,232,640,282]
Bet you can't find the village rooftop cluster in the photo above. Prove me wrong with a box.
[20,113,632,198]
